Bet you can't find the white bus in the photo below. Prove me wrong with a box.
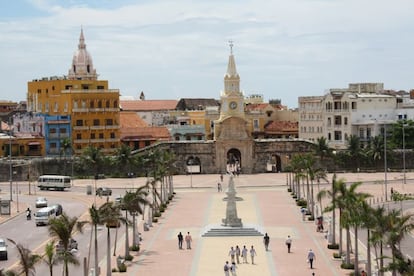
[37,175,71,191]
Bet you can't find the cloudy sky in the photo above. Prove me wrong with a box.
[1,0,414,108]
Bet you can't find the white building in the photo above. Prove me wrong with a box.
[299,83,413,149]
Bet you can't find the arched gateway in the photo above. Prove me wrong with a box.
[133,43,314,174]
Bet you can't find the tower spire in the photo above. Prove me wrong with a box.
[229,40,233,54]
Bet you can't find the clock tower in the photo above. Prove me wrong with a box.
[218,41,245,120]
[214,42,253,173]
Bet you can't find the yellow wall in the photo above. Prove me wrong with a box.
[27,78,120,155]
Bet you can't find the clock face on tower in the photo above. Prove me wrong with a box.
[229,101,237,110]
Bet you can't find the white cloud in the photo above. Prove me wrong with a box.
[1,0,414,107]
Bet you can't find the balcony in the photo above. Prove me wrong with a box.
[90,125,106,130]
[72,108,89,112]
[73,139,90,144]
[48,133,69,139]
[73,126,89,130]
[105,125,119,130]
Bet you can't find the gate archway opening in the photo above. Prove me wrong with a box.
[227,148,241,174]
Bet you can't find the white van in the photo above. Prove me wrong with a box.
[35,207,56,226]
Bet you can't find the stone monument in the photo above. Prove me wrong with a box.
[222,176,242,227]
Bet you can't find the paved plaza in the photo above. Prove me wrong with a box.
[1,172,413,275]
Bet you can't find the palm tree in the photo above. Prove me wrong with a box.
[122,186,150,253]
[346,135,363,171]
[81,145,104,178]
[48,213,86,276]
[87,204,102,276]
[383,209,414,275]
[314,136,332,164]
[43,241,58,276]
[115,144,135,177]
[60,137,72,175]
[7,239,41,276]
[370,205,389,275]
[323,174,345,249]
[99,201,125,276]
[343,182,371,275]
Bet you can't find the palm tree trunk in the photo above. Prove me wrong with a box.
[339,209,343,255]
[380,241,384,276]
[132,214,137,247]
[125,211,129,257]
[346,227,351,264]
[354,226,359,276]
[106,227,111,276]
[94,224,98,276]
[367,229,372,276]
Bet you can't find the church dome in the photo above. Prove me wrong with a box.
[68,28,98,80]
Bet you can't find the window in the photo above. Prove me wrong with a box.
[98,100,102,108]
[93,119,100,126]
[327,117,331,126]
[60,128,67,134]
[334,131,342,141]
[76,120,83,126]
[106,119,113,125]
[110,132,115,139]
[344,117,348,125]
[106,100,110,108]
[352,102,357,110]
[334,102,341,110]
[99,133,104,139]
[367,128,371,139]
[76,133,81,139]
[359,129,364,138]
[334,116,342,125]
[253,119,259,129]
[50,128,56,134]
[50,142,57,148]
[90,133,95,139]
[90,101,94,108]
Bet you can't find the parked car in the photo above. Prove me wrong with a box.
[96,187,112,196]
[55,238,78,253]
[50,204,63,216]
[0,238,8,260]
[35,197,48,208]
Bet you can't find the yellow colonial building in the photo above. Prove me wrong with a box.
[27,29,120,155]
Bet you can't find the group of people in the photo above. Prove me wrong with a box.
[177,232,192,250]
[224,245,257,275]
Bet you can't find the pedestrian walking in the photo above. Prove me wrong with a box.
[241,245,248,263]
[224,261,230,276]
[230,261,237,276]
[228,246,236,263]
[307,249,316,269]
[177,232,183,249]
[360,270,367,276]
[185,232,192,249]
[235,245,241,264]
[220,174,224,182]
[218,182,222,192]
[250,245,257,264]
[285,235,292,253]
[263,233,270,251]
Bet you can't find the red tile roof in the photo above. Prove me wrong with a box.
[265,121,298,133]
[120,112,148,127]
[120,100,178,111]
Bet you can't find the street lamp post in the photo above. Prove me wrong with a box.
[9,118,13,202]
[384,124,388,201]
[402,122,406,185]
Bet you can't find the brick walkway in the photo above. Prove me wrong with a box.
[2,172,412,275]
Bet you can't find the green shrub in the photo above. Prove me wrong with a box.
[112,268,118,272]
[152,218,158,223]
[340,262,354,269]
[159,206,165,213]
[327,243,339,250]
[308,216,315,221]
[287,188,292,192]
[154,211,161,217]
[118,263,127,272]
[130,244,140,251]
[124,254,134,261]
[296,199,307,207]
[333,252,342,258]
